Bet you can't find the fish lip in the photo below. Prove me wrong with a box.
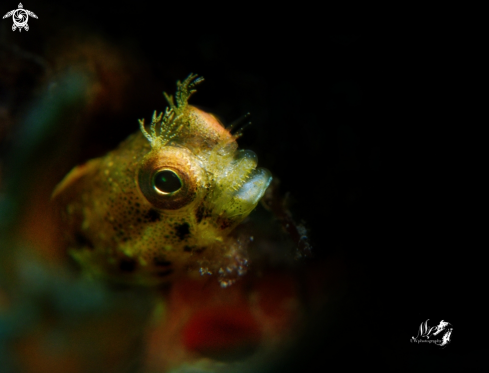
[225,167,272,218]
[209,150,272,222]
[238,167,272,204]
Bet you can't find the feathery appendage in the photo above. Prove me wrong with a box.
[139,73,204,147]
[226,112,252,139]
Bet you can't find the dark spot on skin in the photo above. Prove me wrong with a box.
[219,218,233,230]
[195,204,205,223]
[74,232,94,250]
[154,257,172,266]
[119,258,136,272]
[157,269,174,277]
[175,222,190,241]
[182,246,206,254]
[146,209,161,222]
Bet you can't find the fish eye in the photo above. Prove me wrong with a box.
[153,170,182,194]
[137,147,202,210]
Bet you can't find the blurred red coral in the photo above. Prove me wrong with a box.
[182,305,261,359]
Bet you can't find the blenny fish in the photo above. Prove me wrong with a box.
[52,74,272,286]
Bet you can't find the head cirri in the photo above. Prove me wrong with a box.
[52,74,272,286]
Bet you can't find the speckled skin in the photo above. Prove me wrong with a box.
[52,75,272,286]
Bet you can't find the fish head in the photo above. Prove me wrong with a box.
[52,75,272,285]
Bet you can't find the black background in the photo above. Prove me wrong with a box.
[1,3,486,372]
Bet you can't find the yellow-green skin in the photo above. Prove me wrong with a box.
[52,75,272,286]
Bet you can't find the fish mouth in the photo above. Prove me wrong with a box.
[214,149,272,224]
[226,167,272,217]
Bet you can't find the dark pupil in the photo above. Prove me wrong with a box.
[154,170,182,193]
